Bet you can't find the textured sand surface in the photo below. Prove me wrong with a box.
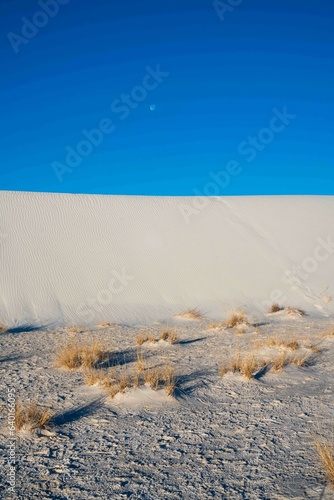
[1,191,334,327]
[1,313,334,499]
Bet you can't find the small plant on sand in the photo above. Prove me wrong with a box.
[176,308,203,320]
[136,350,146,373]
[136,333,156,345]
[285,307,306,316]
[159,328,179,344]
[272,352,289,371]
[0,323,7,333]
[225,310,249,328]
[163,366,179,396]
[269,303,282,313]
[143,367,162,390]
[314,438,334,487]
[136,333,148,346]
[265,338,300,351]
[221,351,263,379]
[291,352,313,367]
[118,371,132,393]
[55,340,107,370]
[83,368,106,386]
[15,400,53,432]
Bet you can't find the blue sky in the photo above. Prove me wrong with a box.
[0,0,333,195]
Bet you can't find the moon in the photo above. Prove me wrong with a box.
[150,104,156,111]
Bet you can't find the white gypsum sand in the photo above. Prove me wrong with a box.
[0,191,334,327]
[0,315,334,498]
[1,192,334,498]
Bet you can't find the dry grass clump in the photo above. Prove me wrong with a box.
[136,333,148,346]
[290,352,313,367]
[221,351,264,380]
[84,360,179,398]
[163,366,179,396]
[15,400,53,432]
[83,368,106,386]
[272,352,289,371]
[159,328,179,344]
[176,308,203,320]
[285,307,306,316]
[136,351,146,373]
[143,365,179,395]
[118,372,132,393]
[0,323,7,333]
[135,333,157,345]
[96,322,114,328]
[225,310,249,328]
[143,367,162,389]
[269,303,282,313]
[314,439,334,487]
[265,338,300,351]
[55,340,107,370]
[207,322,223,330]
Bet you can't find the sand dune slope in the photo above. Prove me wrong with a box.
[0,191,333,326]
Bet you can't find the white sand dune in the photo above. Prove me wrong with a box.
[1,191,333,327]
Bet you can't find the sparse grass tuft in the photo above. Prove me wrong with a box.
[143,367,162,390]
[291,352,313,367]
[272,352,289,371]
[176,308,203,320]
[0,323,7,333]
[136,333,148,346]
[15,400,53,432]
[159,328,179,344]
[221,351,263,379]
[83,368,106,386]
[136,333,157,345]
[163,366,179,396]
[118,372,132,393]
[136,350,146,373]
[242,356,260,379]
[225,310,249,328]
[265,338,300,351]
[314,439,334,487]
[269,303,282,313]
[96,322,114,328]
[55,340,107,370]
[285,307,306,316]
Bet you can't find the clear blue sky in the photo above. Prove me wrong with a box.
[0,0,333,195]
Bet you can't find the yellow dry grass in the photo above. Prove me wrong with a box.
[83,368,106,386]
[136,333,157,345]
[159,328,179,344]
[272,352,289,371]
[314,439,334,487]
[136,350,146,373]
[269,303,282,313]
[55,340,107,370]
[176,308,203,320]
[15,400,53,431]
[225,310,249,328]
[285,307,306,316]
[221,351,264,379]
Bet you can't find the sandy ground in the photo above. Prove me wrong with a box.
[1,311,334,499]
